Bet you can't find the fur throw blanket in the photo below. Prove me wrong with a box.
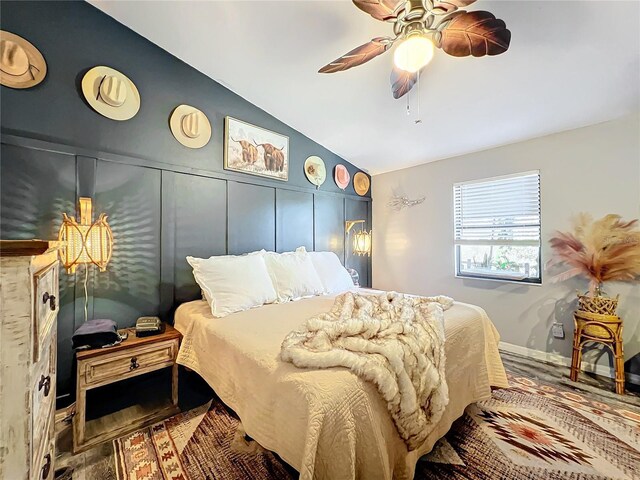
[280,291,452,450]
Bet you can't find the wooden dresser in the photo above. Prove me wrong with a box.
[0,240,61,480]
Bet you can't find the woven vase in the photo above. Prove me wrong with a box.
[577,293,619,315]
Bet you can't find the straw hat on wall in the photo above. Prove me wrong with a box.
[0,31,47,89]
[81,66,140,121]
[169,104,212,149]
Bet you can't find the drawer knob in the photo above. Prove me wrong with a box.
[38,375,51,397]
[41,453,51,479]
[42,292,56,311]
[130,357,139,370]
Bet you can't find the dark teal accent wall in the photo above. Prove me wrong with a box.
[0,1,372,404]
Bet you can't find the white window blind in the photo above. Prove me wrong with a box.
[454,171,540,247]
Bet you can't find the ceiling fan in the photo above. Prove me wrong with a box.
[319,0,511,99]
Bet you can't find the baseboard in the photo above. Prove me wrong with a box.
[498,341,640,386]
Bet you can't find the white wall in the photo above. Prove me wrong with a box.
[372,114,640,381]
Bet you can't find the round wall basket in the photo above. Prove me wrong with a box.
[304,156,326,188]
[353,172,370,196]
[334,164,350,190]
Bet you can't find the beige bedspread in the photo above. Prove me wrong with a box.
[174,291,508,480]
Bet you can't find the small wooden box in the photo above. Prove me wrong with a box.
[73,325,181,453]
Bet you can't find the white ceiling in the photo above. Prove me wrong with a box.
[90,0,640,175]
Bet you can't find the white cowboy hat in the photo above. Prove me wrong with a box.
[304,156,326,188]
[81,66,140,121]
[0,30,47,89]
[334,164,350,190]
[354,172,370,196]
[169,104,211,149]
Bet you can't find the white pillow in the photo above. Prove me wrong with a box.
[260,250,325,302]
[297,247,354,294]
[186,254,277,318]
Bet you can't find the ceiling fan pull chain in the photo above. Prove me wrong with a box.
[406,93,411,116]
[415,70,422,124]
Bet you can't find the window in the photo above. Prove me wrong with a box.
[454,171,541,284]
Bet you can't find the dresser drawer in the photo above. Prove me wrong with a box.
[31,333,56,466]
[33,437,54,480]
[82,339,178,387]
[33,261,59,362]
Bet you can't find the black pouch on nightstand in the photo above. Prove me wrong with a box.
[72,319,120,349]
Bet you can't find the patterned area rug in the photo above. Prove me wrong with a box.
[113,374,640,480]
[419,375,640,479]
[113,400,296,480]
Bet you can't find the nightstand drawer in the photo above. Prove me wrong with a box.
[82,339,177,386]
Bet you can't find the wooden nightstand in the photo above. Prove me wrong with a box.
[73,324,181,453]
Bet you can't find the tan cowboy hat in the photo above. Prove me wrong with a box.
[304,156,326,188]
[81,66,140,121]
[354,172,370,196]
[0,31,47,89]
[334,164,350,190]
[169,104,211,149]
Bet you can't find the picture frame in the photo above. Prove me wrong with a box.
[224,116,289,181]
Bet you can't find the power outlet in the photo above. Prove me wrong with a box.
[552,323,565,339]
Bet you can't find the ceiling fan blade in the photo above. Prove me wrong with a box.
[437,10,511,57]
[430,0,477,15]
[352,0,404,21]
[390,66,418,99]
[319,37,392,74]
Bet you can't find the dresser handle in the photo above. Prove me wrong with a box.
[42,292,56,311]
[41,453,51,479]
[38,375,51,397]
[130,357,139,370]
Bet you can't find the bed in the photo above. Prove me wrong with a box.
[174,290,508,480]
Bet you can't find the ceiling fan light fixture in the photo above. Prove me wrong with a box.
[319,1,511,99]
[393,33,434,73]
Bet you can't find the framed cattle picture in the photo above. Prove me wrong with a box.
[224,116,289,181]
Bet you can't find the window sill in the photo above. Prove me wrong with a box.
[455,273,543,286]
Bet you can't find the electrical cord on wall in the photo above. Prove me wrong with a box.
[84,262,89,323]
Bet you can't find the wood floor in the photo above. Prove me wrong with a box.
[55,350,639,479]
[500,350,639,410]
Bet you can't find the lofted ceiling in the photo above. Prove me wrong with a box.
[90,1,640,175]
